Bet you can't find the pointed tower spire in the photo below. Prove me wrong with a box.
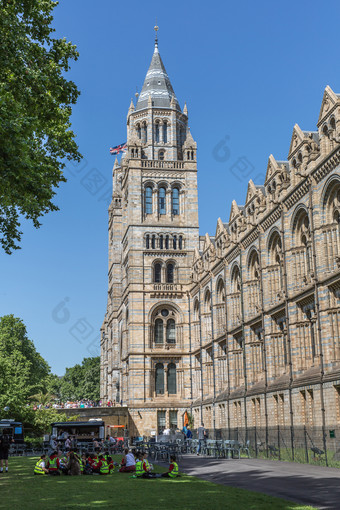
[135,26,181,112]
[183,102,188,116]
[128,98,135,114]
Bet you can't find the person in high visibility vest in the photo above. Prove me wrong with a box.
[134,454,144,477]
[47,451,61,476]
[94,454,110,475]
[133,452,157,479]
[107,456,115,473]
[34,455,49,475]
[161,455,179,478]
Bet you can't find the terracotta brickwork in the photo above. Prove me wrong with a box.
[190,85,340,443]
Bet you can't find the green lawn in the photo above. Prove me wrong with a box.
[0,456,315,510]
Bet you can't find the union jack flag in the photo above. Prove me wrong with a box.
[109,142,127,155]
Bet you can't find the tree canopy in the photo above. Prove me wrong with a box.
[56,356,101,402]
[0,315,50,418]
[0,0,81,253]
[0,315,100,435]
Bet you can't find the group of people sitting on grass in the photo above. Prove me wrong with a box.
[34,447,179,479]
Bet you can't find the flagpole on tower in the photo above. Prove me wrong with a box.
[154,20,159,50]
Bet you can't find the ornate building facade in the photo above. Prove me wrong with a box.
[101,37,340,443]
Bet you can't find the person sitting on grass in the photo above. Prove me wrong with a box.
[107,456,115,474]
[161,455,179,478]
[82,453,93,475]
[34,455,49,475]
[142,451,153,473]
[66,452,81,476]
[119,448,136,472]
[134,452,158,479]
[93,454,110,475]
[47,450,60,476]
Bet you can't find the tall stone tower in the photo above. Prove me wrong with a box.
[101,30,199,435]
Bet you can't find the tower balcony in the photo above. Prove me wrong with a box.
[141,160,184,170]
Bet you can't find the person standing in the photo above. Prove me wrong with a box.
[0,429,14,473]
[197,423,206,456]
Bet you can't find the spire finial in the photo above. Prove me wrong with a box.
[154,21,159,49]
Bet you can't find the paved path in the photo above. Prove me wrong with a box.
[176,455,340,509]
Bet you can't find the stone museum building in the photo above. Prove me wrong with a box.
[100,34,340,446]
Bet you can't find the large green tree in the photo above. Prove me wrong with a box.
[0,315,74,434]
[0,0,81,253]
[0,315,50,419]
[59,356,100,401]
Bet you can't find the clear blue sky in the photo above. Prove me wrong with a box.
[1,0,339,375]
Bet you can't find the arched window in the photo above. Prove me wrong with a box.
[167,363,177,394]
[322,182,340,272]
[159,187,166,215]
[166,319,176,344]
[151,235,156,249]
[155,363,164,394]
[142,122,147,143]
[247,250,261,316]
[136,124,141,139]
[268,232,283,304]
[146,235,150,249]
[155,121,160,143]
[154,320,163,344]
[292,210,312,286]
[167,263,174,283]
[179,235,183,250]
[154,262,162,282]
[172,187,179,215]
[163,122,168,143]
[159,151,165,161]
[145,186,152,215]
[165,235,169,249]
[173,235,177,250]
[159,235,164,250]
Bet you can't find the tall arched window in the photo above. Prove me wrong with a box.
[173,235,177,250]
[159,187,166,215]
[167,263,174,283]
[159,235,164,250]
[155,121,160,143]
[146,235,150,249]
[163,122,168,143]
[154,263,162,283]
[267,232,283,304]
[248,250,261,316]
[155,363,164,394]
[142,122,147,143]
[179,235,183,250]
[145,186,153,215]
[165,235,169,250]
[292,210,312,287]
[167,363,177,394]
[136,124,141,139]
[151,235,156,249]
[166,319,176,344]
[230,266,241,327]
[155,320,163,344]
[172,188,179,215]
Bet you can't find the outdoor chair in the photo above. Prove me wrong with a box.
[268,444,279,457]
[239,439,250,458]
[227,440,241,459]
[311,446,324,460]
